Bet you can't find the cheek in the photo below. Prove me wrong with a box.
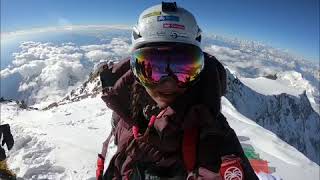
[145,88,161,102]
[145,88,157,99]
[145,88,171,107]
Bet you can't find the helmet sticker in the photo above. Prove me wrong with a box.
[170,31,188,39]
[146,31,166,38]
[157,15,179,22]
[142,11,161,19]
[157,31,166,37]
[163,23,185,30]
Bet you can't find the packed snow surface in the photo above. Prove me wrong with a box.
[1,98,116,180]
[1,96,319,180]
[239,77,303,97]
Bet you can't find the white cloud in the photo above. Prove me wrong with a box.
[203,41,319,107]
[203,44,318,79]
[108,38,131,55]
[1,29,318,108]
[82,37,131,61]
[1,37,130,105]
[81,37,130,54]
[85,50,113,62]
[15,60,46,78]
[1,41,87,104]
[1,24,132,42]
[81,44,109,52]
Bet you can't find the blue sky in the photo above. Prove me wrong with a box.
[1,0,319,61]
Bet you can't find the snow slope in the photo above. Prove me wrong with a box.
[225,69,320,165]
[222,97,319,180]
[1,96,319,180]
[1,98,117,180]
[240,77,303,97]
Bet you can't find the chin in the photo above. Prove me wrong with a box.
[145,86,182,108]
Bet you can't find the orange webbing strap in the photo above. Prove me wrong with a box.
[182,128,199,173]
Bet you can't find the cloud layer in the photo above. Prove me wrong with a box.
[202,39,319,106]
[1,38,130,105]
[1,30,318,108]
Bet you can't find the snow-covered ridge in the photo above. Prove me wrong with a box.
[225,69,320,165]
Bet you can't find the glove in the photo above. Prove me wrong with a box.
[96,154,105,180]
[0,124,14,150]
[100,62,117,88]
[0,146,6,161]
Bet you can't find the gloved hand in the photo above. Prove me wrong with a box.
[100,62,117,88]
[96,154,105,180]
[0,124,14,161]
[186,167,222,180]
[0,146,6,161]
[0,124,14,150]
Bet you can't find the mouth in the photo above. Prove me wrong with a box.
[148,79,186,104]
[158,90,176,95]
[156,86,187,99]
[158,91,176,97]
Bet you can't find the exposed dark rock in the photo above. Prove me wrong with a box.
[264,74,277,80]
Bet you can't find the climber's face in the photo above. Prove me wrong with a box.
[131,43,204,107]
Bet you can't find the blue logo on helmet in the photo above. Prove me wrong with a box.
[157,16,179,22]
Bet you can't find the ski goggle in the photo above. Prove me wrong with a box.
[130,44,204,88]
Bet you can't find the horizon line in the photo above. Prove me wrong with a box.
[1,24,318,62]
[1,24,133,39]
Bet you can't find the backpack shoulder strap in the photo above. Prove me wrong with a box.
[203,52,227,96]
[182,113,230,175]
[182,127,199,173]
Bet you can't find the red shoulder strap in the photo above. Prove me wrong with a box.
[182,128,199,172]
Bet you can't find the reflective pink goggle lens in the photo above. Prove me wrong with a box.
[131,44,204,87]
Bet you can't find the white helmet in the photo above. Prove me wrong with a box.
[131,2,202,50]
